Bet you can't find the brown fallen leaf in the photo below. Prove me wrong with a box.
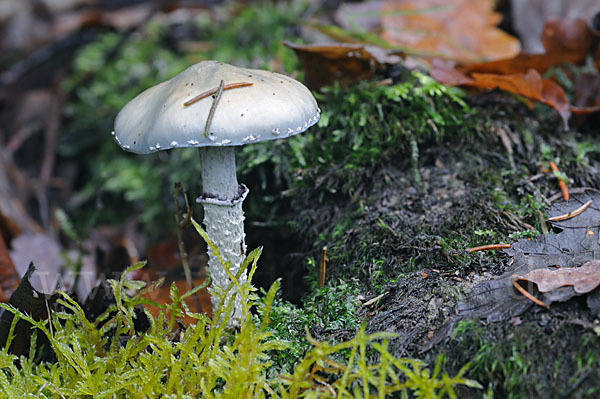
[514,259,600,295]
[511,0,600,53]
[570,72,600,117]
[380,0,520,64]
[142,278,212,325]
[139,237,212,323]
[541,18,595,55]
[457,18,595,76]
[0,234,19,302]
[457,51,587,77]
[425,192,600,350]
[431,67,571,128]
[284,41,401,90]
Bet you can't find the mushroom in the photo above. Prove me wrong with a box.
[112,61,320,324]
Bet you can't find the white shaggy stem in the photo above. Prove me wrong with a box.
[198,147,247,325]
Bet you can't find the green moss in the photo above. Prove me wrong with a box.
[291,72,472,174]
[446,318,600,398]
[0,222,479,398]
[255,277,362,374]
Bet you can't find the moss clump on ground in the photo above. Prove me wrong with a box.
[280,67,600,397]
[283,74,490,286]
[444,314,600,398]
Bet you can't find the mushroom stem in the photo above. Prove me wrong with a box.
[197,146,247,325]
[198,147,239,198]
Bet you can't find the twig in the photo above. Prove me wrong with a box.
[45,298,53,337]
[203,80,225,138]
[183,82,254,106]
[537,210,549,234]
[548,187,600,202]
[36,88,64,229]
[362,293,386,307]
[549,161,569,201]
[511,279,549,308]
[468,243,511,252]
[119,237,140,264]
[494,124,515,169]
[180,187,193,228]
[547,199,593,222]
[319,246,327,288]
[561,369,592,398]
[173,182,201,313]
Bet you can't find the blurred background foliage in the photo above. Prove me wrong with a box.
[59,1,308,233]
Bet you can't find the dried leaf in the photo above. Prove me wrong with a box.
[284,41,401,90]
[514,260,600,295]
[456,19,595,76]
[380,0,520,64]
[430,17,600,126]
[9,233,63,294]
[0,263,55,356]
[425,191,600,349]
[503,193,600,310]
[142,278,212,324]
[0,234,19,302]
[511,0,600,53]
[571,72,600,116]
[541,18,594,54]
[429,60,474,85]
[457,51,587,77]
[140,237,212,323]
[431,67,570,128]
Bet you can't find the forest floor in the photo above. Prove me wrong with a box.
[1,0,600,397]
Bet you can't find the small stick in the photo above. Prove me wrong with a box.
[547,199,593,222]
[549,161,569,201]
[319,246,327,288]
[173,182,202,313]
[45,298,53,337]
[203,79,225,138]
[537,210,549,234]
[547,187,600,203]
[468,243,511,252]
[561,369,592,398]
[183,82,254,106]
[511,279,549,308]
[362,292,386,307]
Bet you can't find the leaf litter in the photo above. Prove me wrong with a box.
[514,259,600,296]
[426,190,600,350]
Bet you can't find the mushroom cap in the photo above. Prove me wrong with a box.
[113,61,320,153]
